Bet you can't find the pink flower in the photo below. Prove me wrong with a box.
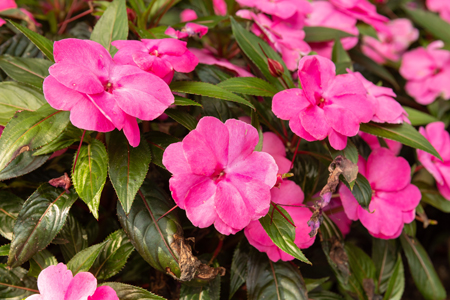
[261,132,291,174]
[25,263,118,300]
[339,148,421,239]
[245,180,314,262]
[352,71,408,124]
[272,55,372,150]
[329,0,389,33]
[162,117,278,235]
[43,39,174,147]
[237,10,311,70]
[427,0,450,23]
[180,9,197,22]
[213,0,227,16]
[112,39,198,84]
[165,23,208,39]
[417,122,450,200]
[0,0,17,26]
[362,19,419,64]
[399,41,450,105]
[359,132,402,156]
[189,48,254,77]
[305,1,359,59]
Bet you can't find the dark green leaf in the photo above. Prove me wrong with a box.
[180,258,221,300]
[164,108,198,131]
[117,180,181,276]
[400,232,446,300]
[304,277,329,292]
[67,242,106,275]
[108,131,151,214]
[202,97,232,122]
[342,173,372,210]
[372,239,398,293]
[251,109,263,151]
[0,244,10,256]
[359,122,441,159]
[230,17,294,91]
[0,104,69,172]
[8,21,54,62]
[170,81,255,109]
[328,139,358,164]
[90,0,128,55]
[145,132,179,169]
[259,206,311,264]
[90,229,134,280]
[195,64,233,84]
[0,56,52,88]
[403,6,450,44]
[174,96,202,107]
[33,124,82,156]
[402,107,438,126]
[345,243,376,299]
[331,39,351,75]
[72,139,108,219]
[308,290,344,300]
[217,77,278,97]
[0,150,50,181]
[28,249,57,278]
[247,248,308,300]
[229,241,250,299]
[304,26,355,42]
[0,264,38,299]
[356,24,378,39]
[101,282,166,300]
[55,214,88,262]
[416,182,450,213]
[382,253,404,300]
[7,184,78,267]
[0,81,46,126]
[0,191,24,240]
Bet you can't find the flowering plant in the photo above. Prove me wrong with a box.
[0,0,450,299]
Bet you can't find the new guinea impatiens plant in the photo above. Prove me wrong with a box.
[2,0,450,299]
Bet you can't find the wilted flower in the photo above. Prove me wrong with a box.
[339,148,421,239]
[417,122,450,200]
[272,55,372,150]
[162,117,278,235]
[25,263,118,300]
[112,39,198,84]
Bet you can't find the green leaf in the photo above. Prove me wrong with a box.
[403,6,450,44]
[331,39,351,75]
[0,244,10,256]
[345,243,377,299]
[33,124,82,156]
[202,97,232,122]
[174,96,202,107]
[328,139,358,164]
[170,81,255,109]
[7,184,78,268]
[0,191,24,240]
[230,17,294,91]
[217,77,278,97]
[67,242,107,275]
[359,122,441,160]
[400,232,446,300]
[251,109,263,152]
[0,150,50,181]
[372,239,399,293]
[145,131,179,169]
[108,130,151,214]
[180,257,221,300]
[357,24,378,39]
[247,248,308,300]
[0,81,46,126]
[349,49,399,90]
[308,290,344,300]
[164,108,198,131]
[72,139,108,219]
[8,21,54,62]
[28,249,57,278]
[90,229,134,280]
[416,182,450,213]
[90,0,128,55]
[342,173,372,210]
[0,265,38,299]
[259,206,311,264]
[117,180,181,276]
[0,104,70,172]
[55,214,88,262]
[402,107,438,126]
[304,277,329,292]
[229,241,250,299]
[304,26,356,42]
[0,56,52,88]
[101,282,166,300]
[382,254,405,300]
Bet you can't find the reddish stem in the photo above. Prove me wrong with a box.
[72,130,86,174]
[156,204,178,222]
[290,137,302,170]
[271,202,296,228]
[208,237,224,265]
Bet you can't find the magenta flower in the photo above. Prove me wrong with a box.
[245,180,314,262]
[362,19,418,64]
[189,48,254,77]
[305,1,359,59]
[272,55,372,150]
[213,0,227,16]
[25,263,118,300]
[165,23,208,39]
[43,39,174,147]
[162,117,278,235]
[339,148,421,239]
[359,132,402,156]
[399,41,450,105]
[261,132,291,175]
[427,0,450,23]
[0,0,17,26]
[352,71,408,124]
[417,122,450,200]
[180,9,197,22]
[112,39,198,84]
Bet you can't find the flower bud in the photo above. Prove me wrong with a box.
[268,58,284,77]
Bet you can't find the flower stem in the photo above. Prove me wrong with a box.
[290,137,302,170]
[72,130,86,174]
[271,202,296,228]
[156,204,178,222]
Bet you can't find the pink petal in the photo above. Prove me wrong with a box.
[88,286,119,300]
[182,130,222,176]
[163,142,190,174]
[331,94,374,123]
[25,295,43,300]
[271,180,304,206]
[88,92,126,130]
[122,114,141,147]
[245,220,274,247]
[225,118,258,165]
[358,197,403,237]
[43,76,85,111]
[69,95,115,132]
[180,9,198,22]
[228,152,278,188]
[214,217,240,235]
[197,117,229,167]
[289,206,315,248]
[300,105,331,140]
[184,179,218,228]
[424,122,450,161]
[215,180,252,230]
[328,129,348,150]
[164,50,199,73]
[64,272,97,300]
[298,55,336,103]
[324,73,367,98]
[323,104,360,136]
[272,88,311,120]
[37,263,73,300]
[289,116,317,141]
[49,63,104,94]
[262,132,286,158]
[0,18,5,27]
[272,155,291,174]
[169,174,207,209]
[338,184,359,220]
[376,184,421,211]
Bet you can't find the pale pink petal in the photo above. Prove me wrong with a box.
[323,104,360,136]
[330,94,374,124]
[272,155,291,174]
[272,88,311,120]
[289,116,317,141]
[298,55,336,103]
[25,294,43,300]
[225,118,258,165]
[300,106,331,140]
[182,129,221,176]
[215,180,252,230]
[180,9,198,22]
[37,263,73,300]
[163,142,190,174]
[88,286,119,300]
[64,272,97,300]
[228,152,278,188]
[43,76,85,111]
[185,179,218,228]
[48,63,104,94]
[169,174,207,209]
[245,220,274,247]
[272,180,304,205]
[262,132,286,157]
[69,97,115,132]
[324,73,367,98]
[424,122,450,161]
[196,117,229,167]
[164,50,199,73]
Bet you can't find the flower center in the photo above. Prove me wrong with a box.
[105,82,114,93]
[210,169,226,183]
[317,97,326,108]
[149,50,159,57]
